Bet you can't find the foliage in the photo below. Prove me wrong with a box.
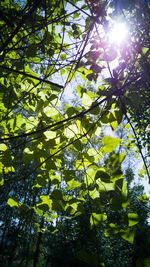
[0,0,150,266]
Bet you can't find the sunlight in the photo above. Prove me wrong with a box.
[109,22,128,45]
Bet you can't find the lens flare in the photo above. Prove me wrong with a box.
[109,23,128,45]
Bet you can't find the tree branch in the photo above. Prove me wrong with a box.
[0,71,145,142]
[0,65,64,88]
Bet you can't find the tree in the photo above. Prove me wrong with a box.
[0,0,150,266]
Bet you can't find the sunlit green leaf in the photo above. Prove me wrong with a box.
[23,148,34,164]
[120,228,135,244]
[77,85,87,97]
[67,180,82,190]
[35,222,42,233]
[82,92,93,109]
[89,188,99,199]
[94,126,101,136]
[0,144,7,151]
[97,180,115,191]
[37,195,52,212]
[90,213,107,227]
[101,136,122,153]
[76,158,91,170]
[43,106,59,117]
[84,167,97,186]
[50,174,61,186]
[122,179,127,197]
[87,148,102,163]
[128,213,139,226]
[64,124,78,138]
[0,171,4,186]
[44,130,56,139]
[7,197,22,208]
[142,47,149,55]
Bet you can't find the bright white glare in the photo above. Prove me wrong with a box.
[109,23,128,45]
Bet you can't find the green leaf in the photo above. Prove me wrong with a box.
[64,124,78,138]
[89,105,100,115]
[0,172,4,186]
[115,110,123,125]
[77,85,87,98]
[87,148,102,163]
[110,120,118,131]
[63,170,75,182]
[102,47,117,62]
[82,92,93,109]
[122,198,130,208]
[94,125,102,136]
[35,222,42,233]
[89,188,99,199]
[67,180,82,190]
[60,68,65,75]
[37,195,52,212]
[90,63,103,73]
[65,106,78,117]
[110,197,123,210]
[97,180,115,191]
[126,123,130,129]
[95,169,110,182]
[32,175,48,188]
[105,223,119,237]
[120,228,135,244]
[0,144,7,151]
[142,47,149,55]
[26,43,37,57]
[60,54,67,60]
[138,194,148,202]
[33,207,43,216]
[101,136,122,153]
[50,174,61,186]
[7,197,22,208]
[73,12,79,19]
[44,130,56,139]
[110,153,126,167]
[128,213,139,226]
[43,106,59,117]
[51,189,63,200]
[90,213,107,227]
[122,179,127,197]
[85,167,97,186]
[52,201,64,212]
[73,139,84,151]
[23,148,34,164]
[48,225,58,234]
[76,158,91,170]
[1,150,14,167]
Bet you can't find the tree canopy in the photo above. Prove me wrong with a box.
[0,0,150,266]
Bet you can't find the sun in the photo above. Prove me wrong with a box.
[109,22,128,45]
